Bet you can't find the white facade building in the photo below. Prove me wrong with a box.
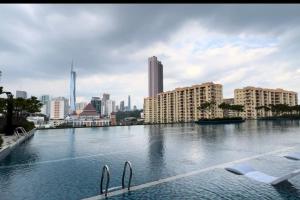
[106,100,116,116]
[50,97,69,120]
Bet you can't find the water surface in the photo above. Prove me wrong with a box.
[1,120,300,200]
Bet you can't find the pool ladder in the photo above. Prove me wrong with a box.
[100,161,133,197]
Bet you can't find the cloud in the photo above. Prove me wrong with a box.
[1,4,300,108]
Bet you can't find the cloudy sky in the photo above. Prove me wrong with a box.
[1,4,300,108]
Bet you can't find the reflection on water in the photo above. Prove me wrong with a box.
[274,181,300,199]
[68,128,76,158]
[147,125,165,177]
[1,120,300,200]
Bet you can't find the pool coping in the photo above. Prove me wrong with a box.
[82,146,295,200]
[0,128,36,162]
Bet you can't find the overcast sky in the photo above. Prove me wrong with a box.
[1,4,300,108]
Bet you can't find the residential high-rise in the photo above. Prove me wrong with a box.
[101,93,110,116]
[128,95,131,111]
[16,90,27,99]
[106,100,116,116]
[50,97,69,120]
[144,82,223,123]
[40,95,50,117]
[120,101,125,111]
[223,98,235,118]
[148,56,163,97]
[133,105,137,111]
[91,97,102,115]
[70,62,76,114]
[234,86,298,119]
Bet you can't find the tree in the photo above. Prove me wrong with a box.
[198,100,216,119]
[0,86,42,135]
[230,105,244,117]
[255,105,271,117]
[218,102,231,117]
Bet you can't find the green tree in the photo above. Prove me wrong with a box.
[230,105,244,117]
[198,100,216,119]
[255,105,271,117]
[218,102,231,117]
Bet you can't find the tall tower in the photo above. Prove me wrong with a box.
[70,61,76,114]
[128,95,131,111]
[148,56,163,97]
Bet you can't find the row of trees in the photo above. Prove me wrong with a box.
[197,101,244,118]
[0,96,42,118]
[115,109,143,123]
[255,104,300,117]
[0,86,43,135]
[197,100,300,119]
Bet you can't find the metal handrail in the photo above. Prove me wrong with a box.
[122,161,133,190]
[100,165,110,197]
[14,127,27,136]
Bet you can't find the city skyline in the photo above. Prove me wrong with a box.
[1,5,300,108]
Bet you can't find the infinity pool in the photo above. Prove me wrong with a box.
[1,121,300,200]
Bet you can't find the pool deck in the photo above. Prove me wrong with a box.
[0,129,36,161]
[82,146,295,200]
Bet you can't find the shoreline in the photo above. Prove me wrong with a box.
[0,128,36,162]
[35,118,300,131]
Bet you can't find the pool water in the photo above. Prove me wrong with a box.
[1,120,300,200]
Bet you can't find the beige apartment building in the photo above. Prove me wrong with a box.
[234,86,298,119]
[144,82,223,124]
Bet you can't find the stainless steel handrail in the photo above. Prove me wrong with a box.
[100,165,110,197]
[122,161,133,190]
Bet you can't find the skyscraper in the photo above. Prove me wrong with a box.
[128,95,131,111]
[40,95,50,117]
[148,56,163,97]
[120,100,125,111]
[70,62,76,114]
[101,93,110,116]
[106,100,115,116]
[16,90,27,99]
[91,97,102,115]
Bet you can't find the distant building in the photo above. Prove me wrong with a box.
[79,103,100,119]
[140,112,144,119]
[223,98,235,117]
[70,62,76,114]
[27,116,45,127]
[40,95,50,117]
[133,105,137,111]
[76,102,88,115]
[234,86,298,119]
[91,97,102,115]
[144,82,223,123]
[50,97,69,120]
[16,90,27,99]
[68,103,110,127]
[102,93,110,101]
[128,95,131,111]
[106,100,115,116]
[120,101,125,111]
[110,112,117,126]
[148,56,163,97]
[101,93,110,116]
[115,105,119,112]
